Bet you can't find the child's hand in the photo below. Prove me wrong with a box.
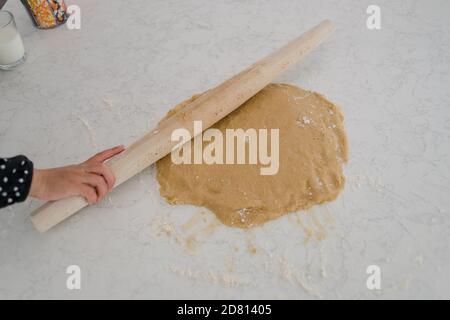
[30,145,125,204]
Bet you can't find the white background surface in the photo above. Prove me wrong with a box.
[0,0,449,299]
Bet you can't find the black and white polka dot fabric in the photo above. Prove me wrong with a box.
[0,156,33,209]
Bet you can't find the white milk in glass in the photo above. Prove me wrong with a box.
[0,25,25,65]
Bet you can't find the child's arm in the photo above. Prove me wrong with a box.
[1,145,124,209]
[0,155,33,208]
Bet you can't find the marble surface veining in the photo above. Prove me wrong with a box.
[0,0,449,299]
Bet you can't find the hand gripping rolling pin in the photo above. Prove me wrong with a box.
[31,20,335,232]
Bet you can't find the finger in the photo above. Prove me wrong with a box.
[87,163,116,190]
[79,184,98,204]
[86,145,125,164]
[84,174,108,201]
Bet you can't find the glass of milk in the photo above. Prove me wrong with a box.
[0,11,26,70]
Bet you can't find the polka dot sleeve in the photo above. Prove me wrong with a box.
[0,156,34,209]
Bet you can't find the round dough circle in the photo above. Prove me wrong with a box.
[156,83,348,228]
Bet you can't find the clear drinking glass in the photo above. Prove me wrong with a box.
[0,11,26,70]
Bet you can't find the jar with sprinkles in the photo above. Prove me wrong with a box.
[20,0,68,29]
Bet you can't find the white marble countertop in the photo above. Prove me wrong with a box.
[0,0,449,299]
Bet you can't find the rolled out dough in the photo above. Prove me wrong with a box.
[156,83,348,228]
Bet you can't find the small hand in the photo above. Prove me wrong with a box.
[30,145,125,204]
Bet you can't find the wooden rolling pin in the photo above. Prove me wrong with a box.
[31,20,335,232]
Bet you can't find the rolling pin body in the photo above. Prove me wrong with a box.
[31,20,334,232]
